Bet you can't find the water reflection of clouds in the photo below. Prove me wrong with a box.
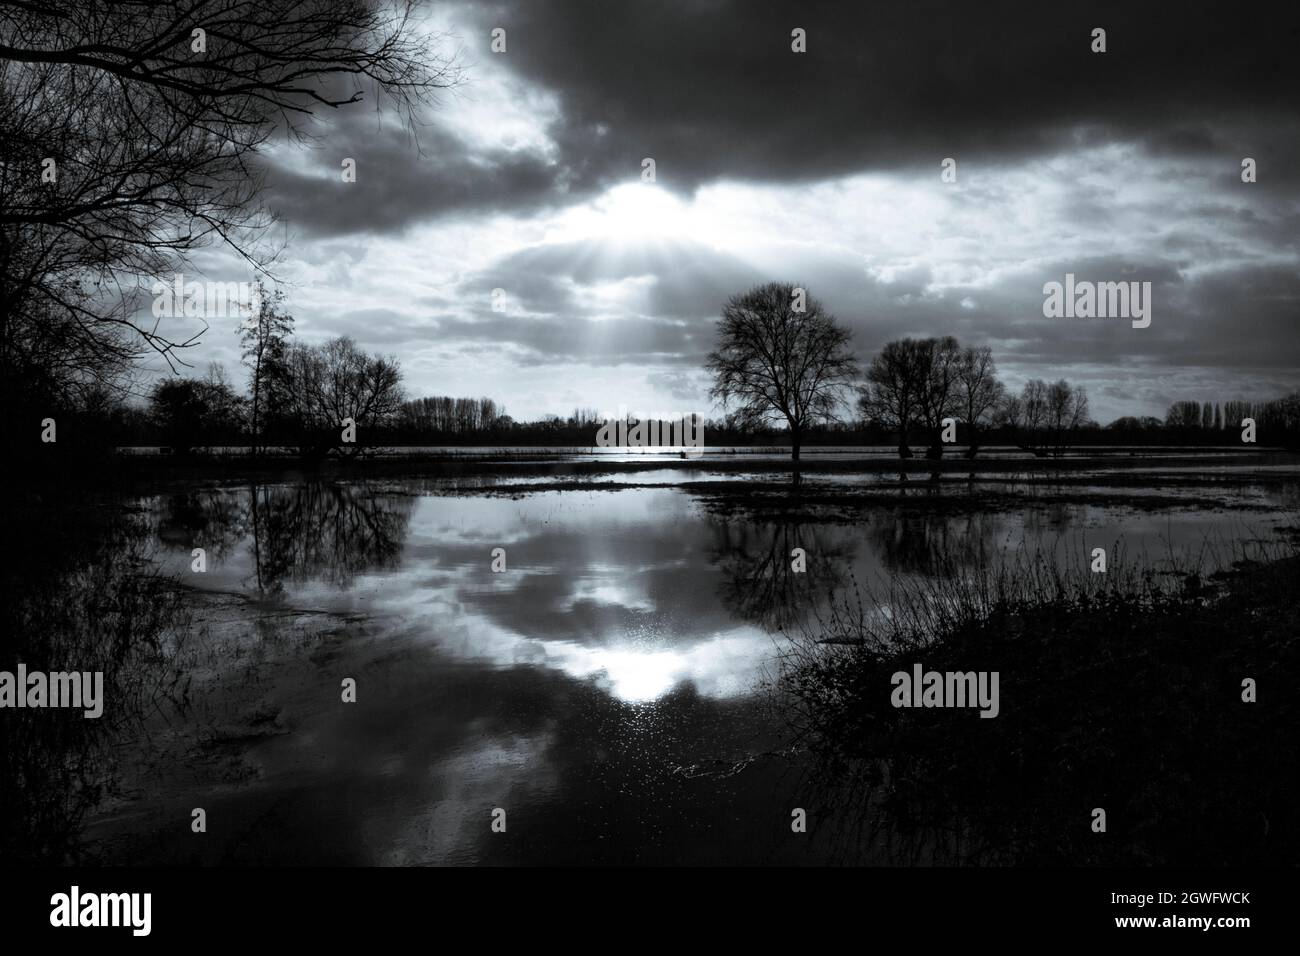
[377,570,774,704]
[562,580,656,613]
[146,480,1293,709]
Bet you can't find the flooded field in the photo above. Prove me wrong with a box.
[6,455,1298,865]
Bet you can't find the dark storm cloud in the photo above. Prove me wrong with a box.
[261,118,566,237]
[1168,265,1300,369]
[261,0,1300,236]
[465,0,1300,197]
[859,256,1300,374]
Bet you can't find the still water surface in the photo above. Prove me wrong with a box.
[82,470,1295,863]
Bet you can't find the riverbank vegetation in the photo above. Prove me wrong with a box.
[783,539,1299,864]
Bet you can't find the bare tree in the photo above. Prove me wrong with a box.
[1022,378,1049,439]
[149,367,244,455]
[1045,379,1089,456]
[1,1,460,376]
[1166,400,1204,430]
[240,281,293,456]
[914,336,963,460]
[0,293,136,417]
[858,338,926,459]
[1003,379,1049,456]
[1006,378,1087,457]
[706,282,857,462]
[279,336,402,458]
[955,346,1005,459]
[860,336,979,460]
[998,392,1024,431]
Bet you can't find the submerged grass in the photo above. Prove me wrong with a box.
[783,533,1299,865]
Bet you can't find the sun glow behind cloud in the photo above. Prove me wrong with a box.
[549,183,706,245]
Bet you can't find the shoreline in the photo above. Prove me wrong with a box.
[21,447,1300,493]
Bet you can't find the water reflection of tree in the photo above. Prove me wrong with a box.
[709,520,856,631]
[155,481,414,596]
[1023,500,1075,536]
[247,483,414,596]
[156,489,249,562]
[1,497,191,863]
[866,511,1002,576]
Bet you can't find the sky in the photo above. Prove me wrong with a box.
[164,0,1300,425]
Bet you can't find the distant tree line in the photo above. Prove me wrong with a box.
[21,276,1300,461]
[398,396,502,436]
[1161,397,1300,442]
[78,368,1300,458]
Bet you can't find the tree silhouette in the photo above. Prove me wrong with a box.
[913,336,963,461]
[277,336,403,459]
[1,1,460,380]
[706,282,857,462]
[860,336,968,462]
[859,339,925,459]
[240,282,294,456]
[955,346,1005,459]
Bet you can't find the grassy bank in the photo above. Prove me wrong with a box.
[784,544,1299,865]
